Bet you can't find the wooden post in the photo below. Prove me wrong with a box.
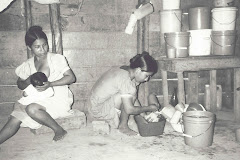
[23,0,33,58]
[177,72,185,104]
[49,4,63,55]
[161,70,168,106]
[225,69,233,108]
[234,68,240,122]
[137,0,150,106]
[143,4,150,106]
[210,70,217,112]
[137,0,144,55]
[187,72,199,104]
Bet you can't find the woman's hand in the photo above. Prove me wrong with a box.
[148,104,159,112]
[35,81,51,92]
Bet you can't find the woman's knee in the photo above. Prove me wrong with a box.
[25,104,44,116]
[113,93,123,110]
[9,115,21,125]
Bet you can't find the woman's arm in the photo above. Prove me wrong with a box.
[35,69,76,91]
[17,77,31,90]
[121,95,158,115]
[49,69,76,87]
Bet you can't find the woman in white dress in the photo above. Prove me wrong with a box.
[0,25,76,144]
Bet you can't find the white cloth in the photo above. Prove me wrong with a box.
[0,0,15,12]
[18,84,54,105]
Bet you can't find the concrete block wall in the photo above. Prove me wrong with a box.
[0,0,139,119]
[0,0,240,122]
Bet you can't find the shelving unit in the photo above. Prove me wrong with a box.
[157,55,240,122]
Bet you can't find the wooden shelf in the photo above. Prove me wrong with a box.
[157,56,240,72]
[157,55,240,122]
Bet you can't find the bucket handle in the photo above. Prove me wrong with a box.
[180,119,214,138]
[210,35,238,47]
[212,10,239,25]
[164,36,192,49]
[174,11,184,28]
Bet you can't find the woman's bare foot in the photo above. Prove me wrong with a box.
[53,129,67,142]
[119,126,138,136]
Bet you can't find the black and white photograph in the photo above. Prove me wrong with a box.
[0,0,240,159]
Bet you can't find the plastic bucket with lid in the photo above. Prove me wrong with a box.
[162,0,181,10]
[189,29,212,56]
[160,9,182,34]
[213,0,235,7]
[211,30,237,55]
[189,7,210,30]
[211,7,238,31]
[164,32,190,58]
[183,111,216,147]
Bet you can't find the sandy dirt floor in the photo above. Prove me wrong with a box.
[0,109,240,160]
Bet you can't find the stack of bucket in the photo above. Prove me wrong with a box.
[188,7,212,56]
[162,0,238,58]
[211,0,238,55]
[160,0,190,58]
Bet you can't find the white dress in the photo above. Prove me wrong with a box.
[11,52,74,129]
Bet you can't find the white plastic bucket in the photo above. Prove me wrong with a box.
[162,0,181,10]
[183,111,216,147]
[211,7,238,31]
[189,29,212,56]
[160,9,182,34]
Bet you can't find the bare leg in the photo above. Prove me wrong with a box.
[26,104,67,141]
[118,106,137,136]
[0,116,21,144]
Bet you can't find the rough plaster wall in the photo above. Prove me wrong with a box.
[0,0,138,116]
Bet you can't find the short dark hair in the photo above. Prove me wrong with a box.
[25,25,48,47]
[30,72,48,87]
[130,51,158,74]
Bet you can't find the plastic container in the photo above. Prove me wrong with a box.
[189,7,210,30]
[213,0,235,7]
[160,104,176,121]
[211,7,238,31]
[170,110,182,124]
[160,9,182,34]
[164,32,190,58]
[134,115,166,137]
[211,30,237,55]
[125,3,154,34]
[189,29,212,56]
[162,0,181,10]
[183,111,216,147]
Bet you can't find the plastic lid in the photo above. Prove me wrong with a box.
[211,7,238,12]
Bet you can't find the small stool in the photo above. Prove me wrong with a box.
[30,109,86,135]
